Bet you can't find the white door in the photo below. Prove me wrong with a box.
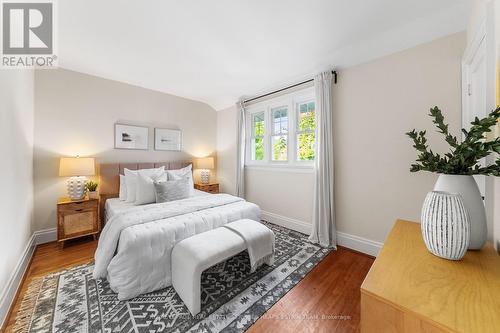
[462,36,487,199]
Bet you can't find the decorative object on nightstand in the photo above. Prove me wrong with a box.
[57,197,99,247]
[194,182,219,194]
[85,180,99,199]
[59,156,96,200]
[195,157,214,184]
[421,191,470,260]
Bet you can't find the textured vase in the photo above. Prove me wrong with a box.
[433,174,486,249]
[421,191,470,260]
[67,176,87,200]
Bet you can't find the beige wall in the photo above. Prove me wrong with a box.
[217,32,465,244]
[0,70,34,323]
[334,32,464,242]
[216,106,238,195]
[34,69,217,231]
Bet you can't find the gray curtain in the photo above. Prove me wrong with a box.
[236,100,246,198]
[309,71,337,248]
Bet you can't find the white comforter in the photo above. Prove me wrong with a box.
[94,194,260,300]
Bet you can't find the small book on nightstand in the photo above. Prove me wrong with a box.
[194,183,219,194]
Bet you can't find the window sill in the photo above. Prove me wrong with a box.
[244,164,314,173]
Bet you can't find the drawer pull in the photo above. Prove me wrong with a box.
[75,209,83,212]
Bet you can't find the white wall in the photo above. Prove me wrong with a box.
[217,32,465,245]
[34,69,217,232]
[0,71,34,325]
[466,0,500,251]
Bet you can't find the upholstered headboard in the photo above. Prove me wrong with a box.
[99,161,191,195]
[98,161,192,195]
[97,161,192,224]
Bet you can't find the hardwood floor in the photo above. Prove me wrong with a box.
[3,238,374,333]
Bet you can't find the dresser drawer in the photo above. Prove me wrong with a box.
[59,200,97,213]
[204,185,219,193]
[195,183,219,194]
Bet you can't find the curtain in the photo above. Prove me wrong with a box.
[309,71,337,248]
[236,100,246,198]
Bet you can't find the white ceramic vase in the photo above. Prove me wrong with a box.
[421,191,470,260]
[433,174,486,250]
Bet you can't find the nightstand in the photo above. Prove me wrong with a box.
[57,197,99,247]
[194,183,219,194]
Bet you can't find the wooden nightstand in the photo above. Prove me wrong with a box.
[194,183,219,194]
[57,197,99,247]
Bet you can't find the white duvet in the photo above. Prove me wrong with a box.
[93,194,260,300]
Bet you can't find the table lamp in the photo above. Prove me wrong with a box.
[59,156,95,200]
[196,157,214,185]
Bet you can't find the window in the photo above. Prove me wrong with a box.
[297,101,315,161]
[246,87,315,167]
[271,106,288,161]
[251,112,265,161]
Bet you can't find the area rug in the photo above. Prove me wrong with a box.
[13,222,331,333]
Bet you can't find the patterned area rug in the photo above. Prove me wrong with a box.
[13,222,331,333]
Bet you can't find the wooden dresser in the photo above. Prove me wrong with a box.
[57,197,99,246]
[361,219,500,333]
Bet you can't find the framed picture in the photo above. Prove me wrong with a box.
[115,124,149,150]
[155,128,182,151]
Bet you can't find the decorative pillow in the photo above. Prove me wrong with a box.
[154,178,191,203]
[119,175,127,201]
[124,166,165,203]
[166,165,194,195]
[135,170,167,205]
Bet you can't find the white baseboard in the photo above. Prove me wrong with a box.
[261,210,383,257]
[0,228,57,328]
[337,231,383,257]
[34,228,57,245]
[261,211,312,234]
[0,234,36,328]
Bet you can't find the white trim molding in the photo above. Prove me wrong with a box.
[261,210,383,257]
[0,235,36,328]
[0,228,57,327]
[34,228,57,245]
[262,210,312,234]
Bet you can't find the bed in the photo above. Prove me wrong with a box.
[94,161,261,300]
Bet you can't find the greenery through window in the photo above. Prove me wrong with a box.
[297,101,315,161]
[272,107,288,161]
[246,88,315,167]
[251,112,264,160]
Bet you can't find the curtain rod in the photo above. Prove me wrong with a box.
[243,70,337,104]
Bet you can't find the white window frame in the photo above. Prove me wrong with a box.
[245,87,315,169]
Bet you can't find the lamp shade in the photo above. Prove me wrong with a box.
[59,157,95,177]
[196,157,214,170]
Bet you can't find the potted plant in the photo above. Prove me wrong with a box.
[86,180,99,199]
[407,106,500,249]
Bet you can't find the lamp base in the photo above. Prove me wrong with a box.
[67,176,87,200]
[200,170,210,185]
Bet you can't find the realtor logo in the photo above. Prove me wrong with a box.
[1,0,57,68]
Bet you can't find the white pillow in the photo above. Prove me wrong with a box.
[124,166,165,203]
[135,170,167,205]
[154,178,191,203]
[119,175,127,201]
[166,165,194,194]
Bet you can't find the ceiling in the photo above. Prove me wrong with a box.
[58,0,472,110]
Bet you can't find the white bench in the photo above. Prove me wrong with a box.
[171,219,274,316]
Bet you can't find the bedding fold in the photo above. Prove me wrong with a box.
[224,219,275,272]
